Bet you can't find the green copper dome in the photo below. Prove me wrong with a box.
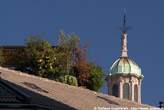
[109,57,142,77]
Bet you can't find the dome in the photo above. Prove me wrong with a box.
[109,57,142,77]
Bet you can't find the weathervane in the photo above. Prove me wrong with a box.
[120,9,129,33]
[120,9,129,57]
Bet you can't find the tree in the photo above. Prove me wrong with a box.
[57,31,93,87]
[57,31,80,74]
[25,36,56,77]
[73,47,90,87]
[87,63,104,91]
[9,31,105,90]
[74,60,90,87]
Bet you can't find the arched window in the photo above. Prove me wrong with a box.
[123,83,130,99]
[112,84,119,97]
[134,84,138,102]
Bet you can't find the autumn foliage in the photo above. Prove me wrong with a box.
[1,31,104,91]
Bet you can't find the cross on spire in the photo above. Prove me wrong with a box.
[120,9,129,57]
[120,9,129,33]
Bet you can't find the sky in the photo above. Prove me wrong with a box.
[0,0,163,106]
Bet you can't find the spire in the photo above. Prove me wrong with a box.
[120,10,129,57]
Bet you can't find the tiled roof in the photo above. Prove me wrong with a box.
[0,67,157,110]
[110,57,142,77]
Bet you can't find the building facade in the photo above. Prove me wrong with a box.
[108,13,144,103]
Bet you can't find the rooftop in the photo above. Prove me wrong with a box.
[0,67,156,110]
[110,57,142,77]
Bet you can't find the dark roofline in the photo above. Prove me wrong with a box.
[0,45,56,49]
[0,104,52,110]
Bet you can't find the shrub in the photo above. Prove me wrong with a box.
[58,75,78,86]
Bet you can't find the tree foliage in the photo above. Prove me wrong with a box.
[25,36,56,77]
[9,31,104,91]
[58,75,78,86]
[88,63,104,91]
[57,31,80,74]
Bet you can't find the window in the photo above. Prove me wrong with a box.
[123,83,130,99]
[134,85,138,102]
[112,84,119,97]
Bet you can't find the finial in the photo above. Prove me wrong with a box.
[120,9,128,57]
[120,9,129,33]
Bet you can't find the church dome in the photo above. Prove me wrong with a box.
[109,57,142,77]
